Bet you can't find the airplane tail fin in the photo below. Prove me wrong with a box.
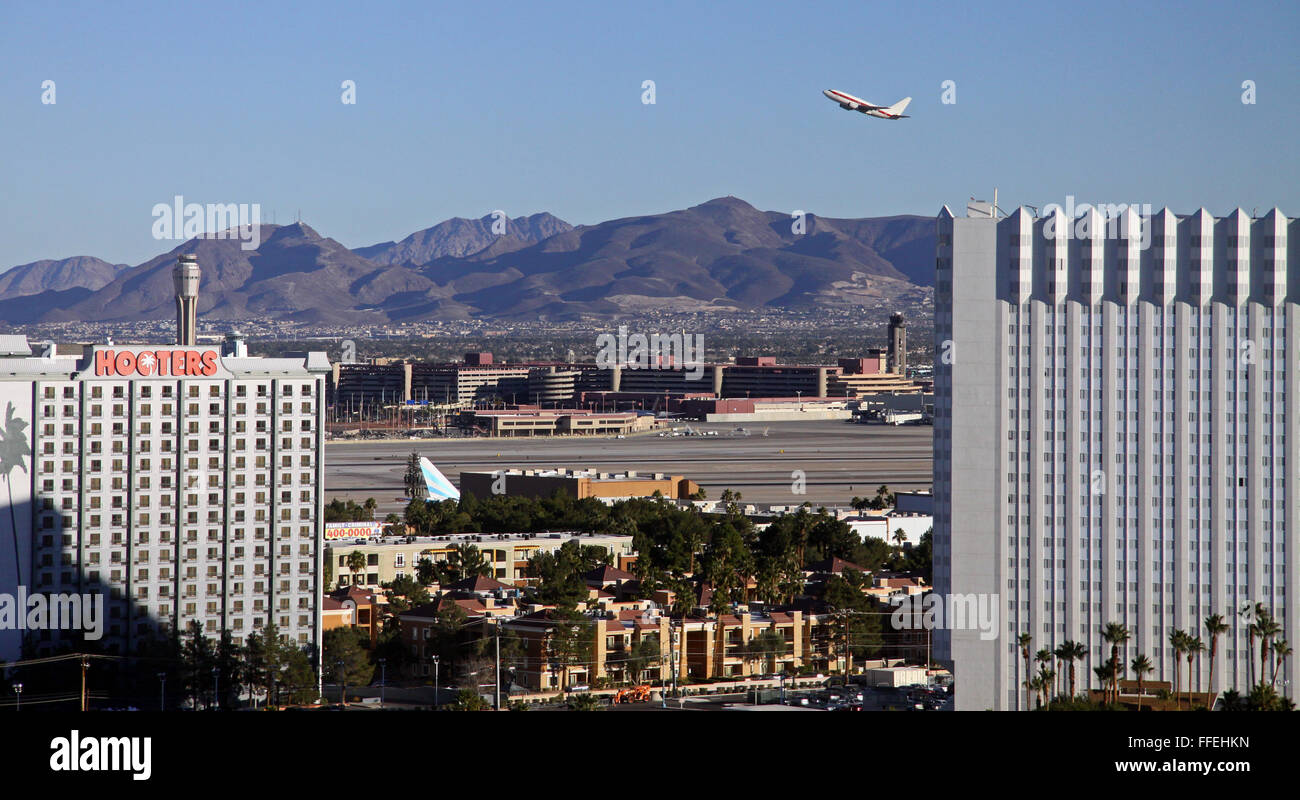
[418,456,461,502]
[886,97,912,116]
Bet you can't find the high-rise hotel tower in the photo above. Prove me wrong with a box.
[933,201,1296,710]
[0,254,330,662]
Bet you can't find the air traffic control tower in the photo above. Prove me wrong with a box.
[174,253,201,346]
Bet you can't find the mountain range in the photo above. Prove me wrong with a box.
[0,198,935,324]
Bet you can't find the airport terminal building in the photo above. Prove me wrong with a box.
[0,256,331,660]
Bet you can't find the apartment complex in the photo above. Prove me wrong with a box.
[328,531,637,588]
[933,202,1296,710]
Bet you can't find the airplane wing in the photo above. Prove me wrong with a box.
[418,457,461,502]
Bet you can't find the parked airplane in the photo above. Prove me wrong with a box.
[419,456,461,502]
[822,89,911,119]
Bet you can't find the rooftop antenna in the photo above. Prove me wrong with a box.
[991,187,1008,219]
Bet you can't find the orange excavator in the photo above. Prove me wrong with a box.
[614,685,652,703]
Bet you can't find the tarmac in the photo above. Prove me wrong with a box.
[324,419,932,517]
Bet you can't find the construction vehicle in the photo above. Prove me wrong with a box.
[614,685,653,704]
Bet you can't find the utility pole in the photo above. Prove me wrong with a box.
[433,655,440,711]
[80,655,89,711]
[844,610,851,678]
[494,623,502,711]
[378,659,387,709]
[671,622,680,698]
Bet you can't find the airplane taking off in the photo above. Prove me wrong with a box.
[419,457,461,502]
[822,89,911,119]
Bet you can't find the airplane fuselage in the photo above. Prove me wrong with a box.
[822,88,907,119]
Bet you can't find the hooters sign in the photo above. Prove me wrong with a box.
[94,349,220,377]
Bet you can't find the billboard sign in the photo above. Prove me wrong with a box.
[324,521,383,541]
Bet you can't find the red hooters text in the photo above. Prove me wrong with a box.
[93,349,219,377]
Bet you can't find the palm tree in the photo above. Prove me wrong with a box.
[1257,610,1281,688]
[346,550,367,586]
[1017,633,1033,710]
[1131,654,1153,711]
[1061,640,1087,699]
[1053,643,1070,698]
[1168,629,1187,708]
[1035,649,1054,707]
[1092,662,1112,702]
[1270,640,1291,691]
[1242,602,1260,687]
[1185,636,1205,710]
[1037,666,1056,710]
[1028,674,1045,710]
[0,403,32,589]
[1102,623,1130,704]
[1204,614,1228,709]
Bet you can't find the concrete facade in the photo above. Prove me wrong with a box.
[935,203,1297,710]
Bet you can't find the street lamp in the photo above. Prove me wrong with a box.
[212,667,220,711]
[378,658,387,709]
[158,672,166,711]
[336,659,346,709]
[12,683,21,712]
[432,655,440,711]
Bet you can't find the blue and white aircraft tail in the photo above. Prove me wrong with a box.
[419,457,461,502]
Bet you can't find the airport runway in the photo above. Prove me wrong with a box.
[324,420,933,517]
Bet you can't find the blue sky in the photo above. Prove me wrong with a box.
[1,0,1297,266]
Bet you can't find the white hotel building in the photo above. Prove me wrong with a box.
[0,256,330,661]
[933,202,1296,710]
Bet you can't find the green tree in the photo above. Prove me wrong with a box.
[181,620,215,710]
[214,630,243,711]
[547,609,595,690]
[449,688,489,711]
[626,635,662,685]
[433,542,493,584]
[745,628,789,675]
[527,540,598,609]
[382,574,431,615]
[323,626,375,696]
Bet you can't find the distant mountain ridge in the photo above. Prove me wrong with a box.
[0,256,128,301]
[0,198,935,324]
[354,212,573,265]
